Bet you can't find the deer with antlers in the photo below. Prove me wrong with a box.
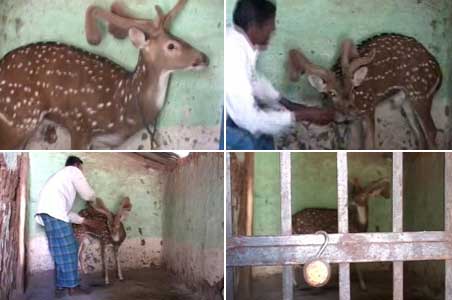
[288,34,442,149]
[73,197,132,285]
[0,0,208,149]
[292,178,391,290]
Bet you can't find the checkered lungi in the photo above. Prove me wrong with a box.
[40,214,80,289]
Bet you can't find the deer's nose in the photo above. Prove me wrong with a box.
[193,53,209,68]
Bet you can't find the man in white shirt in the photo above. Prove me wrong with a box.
[226,0,335,150]
[35,156,101,298]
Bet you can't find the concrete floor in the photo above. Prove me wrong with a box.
[17,267,204,300]
[239,270,443,300]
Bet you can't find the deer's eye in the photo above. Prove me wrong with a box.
[167,43,176,50]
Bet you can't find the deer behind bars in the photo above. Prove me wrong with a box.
[288,34,442,149]
[292,178,390,290]
[0,0,208,149]
[73,197,132,285]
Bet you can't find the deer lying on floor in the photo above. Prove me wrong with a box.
[288,34,442,149]
[73,197,132,285]
[292,178,390,290]
[0,0,208,149]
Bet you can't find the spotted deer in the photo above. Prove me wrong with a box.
[292,178,391,290]
[73,197,132,285]
[288,34,442,149]
[0,0,208,149]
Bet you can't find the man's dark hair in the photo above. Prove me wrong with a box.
[65,156,83,167]
[233,0,276,31]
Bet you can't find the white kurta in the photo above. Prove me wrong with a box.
[225,26,294,136]
[35,166,96,225]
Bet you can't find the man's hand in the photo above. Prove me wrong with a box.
[279,97,308,111]
[294,107,336,125]
[82,218,104,229]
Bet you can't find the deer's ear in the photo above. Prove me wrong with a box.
[352,67,368,87]
[308,75,327,93]
[369,181,391,198]
[128,28,148,49]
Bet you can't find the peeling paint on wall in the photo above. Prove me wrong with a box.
[162,153,224,287]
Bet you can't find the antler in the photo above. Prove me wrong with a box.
[108,2,156,39]
[161,0,187,29]
[85,3,158,45]
[340,39,360,79]
[288,49,336,85]
[353,178,390,205]
[340,39,376,95]
[85,0,187,45]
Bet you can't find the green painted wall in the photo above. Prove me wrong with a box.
[162,153,224,285]
[253,153,392,236]
[0,0,223,148]
[28,152,166,240]
[404,153,444,293]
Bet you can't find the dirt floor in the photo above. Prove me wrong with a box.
[16,267,205,300]
[239,270,443,300]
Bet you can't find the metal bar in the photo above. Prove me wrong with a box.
[337,153,350,300]
[226,153,234,300]
[392,152,404,300]
[280,153,293,300]
[445,153,452,299]
[227,231,452,266]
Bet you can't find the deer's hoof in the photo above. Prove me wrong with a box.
[119,277,124,281]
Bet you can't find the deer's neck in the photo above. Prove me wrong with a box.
[122,55,171,129]
[355,204,368,231]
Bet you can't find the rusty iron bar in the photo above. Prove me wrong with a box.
[227,231,452,266]
[392,152,403,300]
[226,153,234,300]
[280,153,293,300]
[337,152,350,300]
[445,153,452,299]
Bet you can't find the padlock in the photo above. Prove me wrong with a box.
[303,231,331,288]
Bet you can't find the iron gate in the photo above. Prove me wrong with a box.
[226,152,452,300]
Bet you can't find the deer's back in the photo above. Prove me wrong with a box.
[72,207,113,244]
[334,34,442,113]
[292,208,360,234]
[0,42,128,130]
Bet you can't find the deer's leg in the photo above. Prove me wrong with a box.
[412,101,437,149]
[78,239,87,274]
[355,263,367,291]
[114,246,124,281]
[400,101,425,149]
[100,243,110,285]
[362,114,375,149]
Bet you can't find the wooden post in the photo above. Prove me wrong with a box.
[337,152,350,300]
[237,153,254,298]
[15,154,29,294]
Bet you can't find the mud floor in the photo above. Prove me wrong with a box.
[238,270,442,300]
[16,267,206,300]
